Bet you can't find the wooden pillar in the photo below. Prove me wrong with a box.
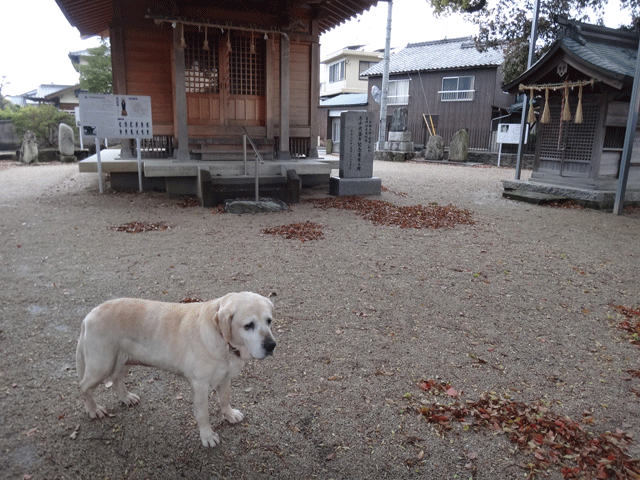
[109,26,126,96]
[309,20,320,158]
[278,35,291,159]
[110,1,131,159]
[266,36,276,139]
[173,26,190,161]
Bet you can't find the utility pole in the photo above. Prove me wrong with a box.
[514,0,540,180]
[377,0,393,150]
[613,35,640,214]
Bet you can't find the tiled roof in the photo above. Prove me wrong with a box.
[319,93,368,107]
[362,37,504,76]
[503,20,639,91]
[561,37,637,80]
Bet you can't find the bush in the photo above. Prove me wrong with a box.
[0,105,77,148]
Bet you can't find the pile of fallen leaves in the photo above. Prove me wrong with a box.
[261,221,324,242]
[180,297,204,303]
[308,196,474,229]
[110,221,169,233]
[415,381,640,479]
[380,186,408,197]
[178,196,200,208]
[613,304,640,347]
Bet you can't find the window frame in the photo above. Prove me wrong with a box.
[329,60,346,83]
[439,75,475,102]
[387,79,410,106]
[359,60,375,76]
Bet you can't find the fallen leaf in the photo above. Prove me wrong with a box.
[446,387,458,397]
[326,452,336,461]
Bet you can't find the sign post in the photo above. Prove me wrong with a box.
[78,94,153,193]
[496,124,528,167]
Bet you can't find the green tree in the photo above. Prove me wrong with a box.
[77,40,113,94]
[3,105,76,148]
[428,0,640,84]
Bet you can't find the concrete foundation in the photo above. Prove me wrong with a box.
[329,176,381,196]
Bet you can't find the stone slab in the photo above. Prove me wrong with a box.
[329,176,381,196]
[388,131,412,142]
[383,141,414,152]
[225,198,288,214]
[339,111,375,178]
[502,189,568,205]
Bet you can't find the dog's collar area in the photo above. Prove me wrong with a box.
[228,344,241,357]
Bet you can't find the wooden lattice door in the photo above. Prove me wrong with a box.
[185,29,266,127]
[537,97,598,177]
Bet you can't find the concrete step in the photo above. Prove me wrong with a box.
[503,189,568,205]
[194,150,274,161]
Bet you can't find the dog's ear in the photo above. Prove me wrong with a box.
[214,303,234,343]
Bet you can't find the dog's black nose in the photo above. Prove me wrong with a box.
[263,338,276,355]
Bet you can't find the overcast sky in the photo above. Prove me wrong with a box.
[0,0,633,97]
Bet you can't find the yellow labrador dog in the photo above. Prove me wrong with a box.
[76,291,276,447]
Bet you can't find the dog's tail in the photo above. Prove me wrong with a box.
[76,321,86,381]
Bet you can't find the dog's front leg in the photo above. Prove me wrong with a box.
[217,376,244,423]
[191,380,219,447]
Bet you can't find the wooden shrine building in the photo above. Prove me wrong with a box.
[54,0,378,197]
[502,17,640,207]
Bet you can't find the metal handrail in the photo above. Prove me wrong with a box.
[242,126,265,202]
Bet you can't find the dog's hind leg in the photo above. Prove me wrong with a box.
[78,356,112,419]
[111,359,140,407]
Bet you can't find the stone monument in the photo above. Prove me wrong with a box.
[448,129,469,162]
[20,131,38,164]
[58,123,77,162]
[374,107,415,162]
[424,134,444,160]
[329,111,381,196]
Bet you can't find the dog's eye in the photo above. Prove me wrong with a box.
[266,318,272,326]
[244,322,255,331]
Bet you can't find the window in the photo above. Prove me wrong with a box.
[329,61,345,83]
[440,76,475,101]
[359,61,376,76]
[229,34,265,96]
[388,79,409,105]
[184,31,219,94]
[331,117,341,142]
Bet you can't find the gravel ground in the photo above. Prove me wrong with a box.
[1,160,639,480]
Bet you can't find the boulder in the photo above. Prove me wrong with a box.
[20,131,38,164]
[225,198,288,214]
[58,123,76,160]
[424,135,444,160]
[448,130,469,162]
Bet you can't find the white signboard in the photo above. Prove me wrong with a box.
[497,123,527,144]
[78,94,153,139]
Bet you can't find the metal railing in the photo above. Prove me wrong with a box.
[242,126,265,202]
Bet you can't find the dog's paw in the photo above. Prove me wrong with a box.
[121,392,140,406]
[87,403,109,419]
[223,408,244,424]
[200,427,220,447]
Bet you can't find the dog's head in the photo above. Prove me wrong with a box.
[215,292,276,360]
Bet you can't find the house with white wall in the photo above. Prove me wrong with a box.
[320,45,382,97]
[318,45,382,149]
